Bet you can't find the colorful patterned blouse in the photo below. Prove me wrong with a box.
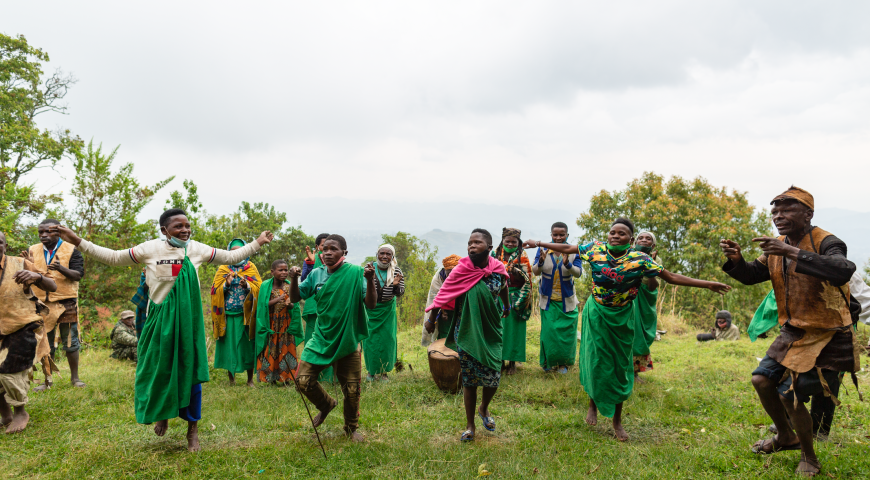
[578,241,663,307]
[223,265,250,313]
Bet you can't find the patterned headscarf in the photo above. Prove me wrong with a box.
[377,244,398,286]
[502,227,522,241]
[635,231,656,248]
[442,254,461,270]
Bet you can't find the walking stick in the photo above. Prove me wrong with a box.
[287,359,328,460]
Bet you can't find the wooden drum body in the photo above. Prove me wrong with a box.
[427,338,461,394]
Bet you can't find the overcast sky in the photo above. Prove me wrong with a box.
[5,1,870,229]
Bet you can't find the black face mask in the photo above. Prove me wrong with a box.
[635,245,653,254]
[469,248,492,268]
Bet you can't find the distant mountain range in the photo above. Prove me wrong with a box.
[282,198,869,269]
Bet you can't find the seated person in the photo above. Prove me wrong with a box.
[697,310,740,341]
[110,310,138,362]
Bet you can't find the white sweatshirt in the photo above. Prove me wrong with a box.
[849,271,870,325]
[78,238,260,305]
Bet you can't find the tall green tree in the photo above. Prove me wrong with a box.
[577,172,772,327]
[66,141,173,310]
[1,33,83,185]
[0,167,59,251]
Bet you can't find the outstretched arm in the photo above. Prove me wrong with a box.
[523,240,579,255]
[659,269,731,295]
[51,225,140,267]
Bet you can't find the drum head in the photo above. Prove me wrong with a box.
[427,338,458,359]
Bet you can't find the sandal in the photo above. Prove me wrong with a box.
[751,436,800,455]
[796,453,821,477]
[460,430,474,442]
[478,412,495,432]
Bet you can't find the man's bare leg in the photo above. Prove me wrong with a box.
[5,406,29,434]
[782,397,819,476]
[246,369,254,387]
[0,396,11,426]
[751,375,799,447]
[586,399,598,426]
[612,402,628,441]
[68,351,85,387]
[187,421,200,452]
[227,372,235,386]
[154,419,168,436]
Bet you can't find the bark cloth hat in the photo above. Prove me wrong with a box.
[771,186,814,210]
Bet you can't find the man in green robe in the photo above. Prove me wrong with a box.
[289,234,377,442]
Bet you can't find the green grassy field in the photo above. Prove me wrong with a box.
[2,318,869,479]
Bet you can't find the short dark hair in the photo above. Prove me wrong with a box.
[551,221,568,231]
[324,234,347,250]
[159,208,188,227]
[315,233,330,246]
[271,259,288,269]
[40,218,61,227]
[471,228,493,246]
[611,217,635,234]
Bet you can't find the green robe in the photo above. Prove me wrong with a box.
[501,287,528,362]
[539,301,579,370]
[748,290,778,342]
[214,312,255,373]
[631,283,658,357]
[255,278,303,359]
[446,280,503,372]
[363,298,397,375]
[300,263,369,366]
[578,299,635,418]
[135,255,209,424]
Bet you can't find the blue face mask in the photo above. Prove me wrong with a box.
[167,235,191,248]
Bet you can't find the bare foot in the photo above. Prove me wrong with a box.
[187,422,201,452]
[348,431,365,442]
[634,375,645,384]
[5,408,30,434]
[71,379,86,388]
[585,404,598,426]
[228,372,235,386]
[33,383,51,392]
[154,419,168,436]
[613,422,629,442]
[246,380,254,388]
[312,398,338,428]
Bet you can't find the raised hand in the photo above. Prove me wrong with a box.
[47,225,82,246]
[48,261,61,271]
[522,239,539,249]
[288,266,302,278]
[305,246,316,263]
[393,273,403,286]
[256,231,274,246]
[753,236,799,258]
[707,282,732,295]
[364,262,375,280]
[719,239,743,263]
[20,249,33,262]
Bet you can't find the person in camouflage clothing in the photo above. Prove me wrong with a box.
[111,311,138,362]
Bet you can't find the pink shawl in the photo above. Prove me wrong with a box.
[425,256,508,312]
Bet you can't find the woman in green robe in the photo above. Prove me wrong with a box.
[363,244,405,381]
[524,218,730,441]
[631,231,660,382]
[426,229,511,442]
[492,228,533,375]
